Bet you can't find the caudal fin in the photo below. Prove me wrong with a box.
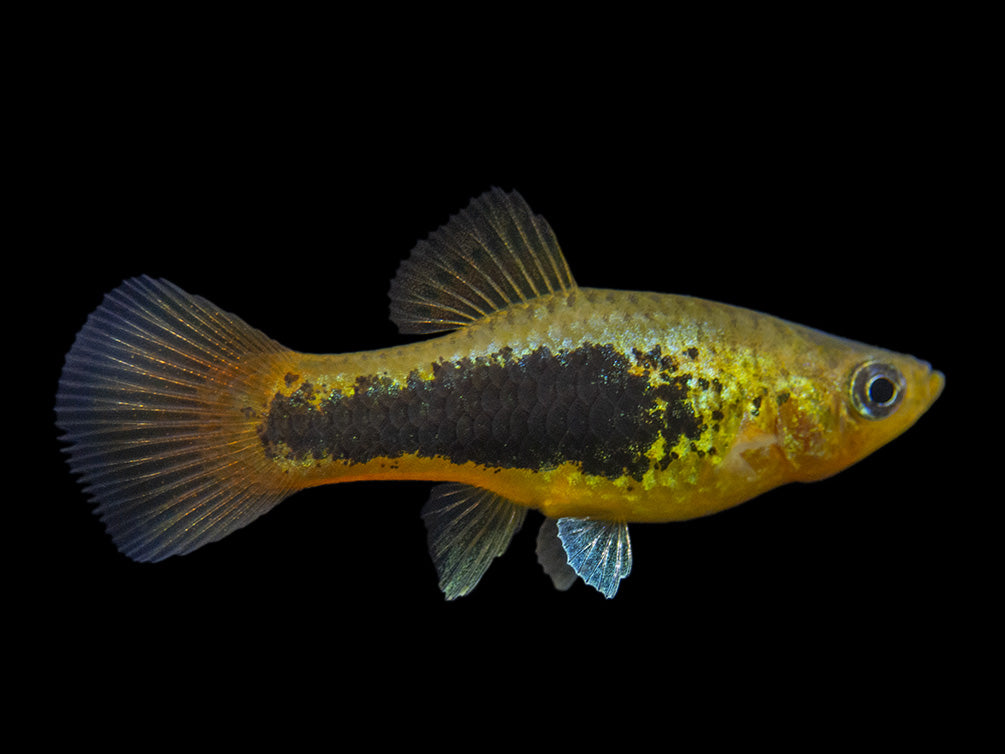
[56,276,298,562]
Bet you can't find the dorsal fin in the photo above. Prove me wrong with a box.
[389,188,577,334]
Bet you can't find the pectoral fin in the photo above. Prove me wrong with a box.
[420,483,527,600]
[555,517,633,598]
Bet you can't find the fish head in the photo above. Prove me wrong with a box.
[776,338,944,482]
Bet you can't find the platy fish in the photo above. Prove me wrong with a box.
[56,189,944,598]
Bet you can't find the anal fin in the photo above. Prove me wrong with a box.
[555,517,633,598]
[420,483,527,600]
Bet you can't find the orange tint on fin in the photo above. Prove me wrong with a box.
[55,276,299,562]
[719,421,784,483]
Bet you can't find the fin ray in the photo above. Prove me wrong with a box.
[421,483,527,600]
[389,188,576,334]
[56,276,298,562]
[555,517,633,598]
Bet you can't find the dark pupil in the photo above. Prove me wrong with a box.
[868,376,896,405]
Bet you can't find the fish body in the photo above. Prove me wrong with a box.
[56,189,943,598]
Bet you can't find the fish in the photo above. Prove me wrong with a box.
[55,188,944,599]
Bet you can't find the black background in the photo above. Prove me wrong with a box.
[19,23,981,740]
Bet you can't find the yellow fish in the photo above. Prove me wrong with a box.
[55,189,944,598]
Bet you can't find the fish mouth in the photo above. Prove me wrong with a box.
[923,362,945,406]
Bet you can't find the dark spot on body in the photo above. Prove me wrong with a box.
[777,392,790,406]
[658,449,680,471]
[284,373,299,388]
[684,347,699,360]
[259,342,704,482]
[752,395,762,416]
[289,381,316,405]
[632,345,672,373]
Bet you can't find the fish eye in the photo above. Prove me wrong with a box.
[850,361,905,420]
